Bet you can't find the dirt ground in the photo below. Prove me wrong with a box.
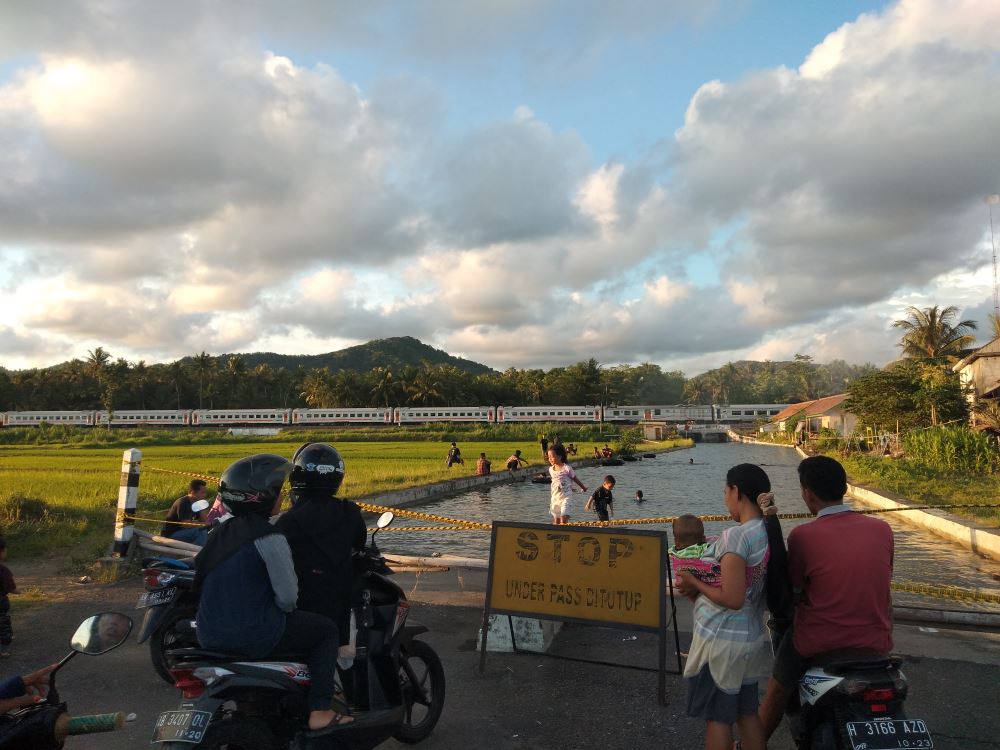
[2,563,999,749]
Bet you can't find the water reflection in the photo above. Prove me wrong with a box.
[384,443,1000,611]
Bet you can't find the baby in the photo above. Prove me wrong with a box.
[668,514,721,587]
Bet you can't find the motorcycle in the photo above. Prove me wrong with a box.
[136,555,200,684]
[0,612,132,749]
[152,511,446,749]
[789,649,934,750]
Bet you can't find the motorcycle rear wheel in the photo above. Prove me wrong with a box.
[393,639,445,744]
[150,606,198,685]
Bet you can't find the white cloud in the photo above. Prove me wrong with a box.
[1,0,998,377]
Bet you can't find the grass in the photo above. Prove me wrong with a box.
[0,436,691,559]
[839,453,1000,528]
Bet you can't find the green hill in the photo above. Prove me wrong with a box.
[179,336,494,376]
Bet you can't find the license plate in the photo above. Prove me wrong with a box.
[846,719,933,750]
[151,710,212,744]
[137,588,177,609]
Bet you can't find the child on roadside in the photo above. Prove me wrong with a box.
[585,475,616,522]
[548,443,587,525]
[669,515,721,588]
[0,538,17,657]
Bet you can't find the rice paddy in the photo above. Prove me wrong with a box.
[0,438,687,558]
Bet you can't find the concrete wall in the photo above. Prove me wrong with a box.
[847,483,1000,562]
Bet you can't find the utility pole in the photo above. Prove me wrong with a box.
[988,195,1000,321]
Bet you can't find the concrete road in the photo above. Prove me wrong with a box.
[3,570,998,749]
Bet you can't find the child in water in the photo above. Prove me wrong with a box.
[548,443,587,525]
[634,490,644,502]
[584,475,615,521]
[669,515,721,587]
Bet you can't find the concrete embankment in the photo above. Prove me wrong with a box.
[727,430,1000,563]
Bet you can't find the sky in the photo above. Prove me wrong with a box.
[1,0,999,375]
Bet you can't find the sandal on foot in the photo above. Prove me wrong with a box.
[308,711,354,731]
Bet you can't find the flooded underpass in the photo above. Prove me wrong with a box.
[382,442,1000,613]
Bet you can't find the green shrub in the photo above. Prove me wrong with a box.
[902,426,998,475]
[614,428,643,457]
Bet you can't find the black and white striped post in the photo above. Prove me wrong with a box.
[113,448,142,557]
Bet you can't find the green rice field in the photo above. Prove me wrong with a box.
[0,438,688,558]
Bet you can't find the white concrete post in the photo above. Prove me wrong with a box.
[113,448,142,557]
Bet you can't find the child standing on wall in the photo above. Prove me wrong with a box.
[548,443,587,525]
[0,539,17,657]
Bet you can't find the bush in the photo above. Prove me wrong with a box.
[903,426,999,474]
[614,428,643,457]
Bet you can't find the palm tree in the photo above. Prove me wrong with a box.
[988,313,1000,341]
[225,355,247,407]
[166,361,186,409]
[893,305,977,360]
[132,360,149,408]
[300,369,333,408]
[369,367,398,408]
[193,352,215,409]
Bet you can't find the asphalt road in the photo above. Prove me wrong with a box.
[4,571,999,749]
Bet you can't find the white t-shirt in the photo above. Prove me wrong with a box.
[549,464,576,507]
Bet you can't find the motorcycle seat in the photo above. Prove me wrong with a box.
[811,649,902,674]
[167,647,311,663]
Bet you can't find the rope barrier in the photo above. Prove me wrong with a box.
[135,462,998,529]
[130,461,1000,607]
[143,466,221,483]
[890,582,1000,606]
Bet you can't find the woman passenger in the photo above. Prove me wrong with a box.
[676,463,770,750]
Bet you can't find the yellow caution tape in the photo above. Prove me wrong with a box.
[891,581,1000,606]
[143,466,221,483]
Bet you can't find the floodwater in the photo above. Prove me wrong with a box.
[383,442,1000,611]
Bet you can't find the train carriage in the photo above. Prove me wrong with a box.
[95,410,192,427]
[192,409,291,426]
[293,408,392,425]
[498,405,602,423]
[718,404,789,422]
[394,406,495,424]
[602,405,715,423]
[2,410,96,427]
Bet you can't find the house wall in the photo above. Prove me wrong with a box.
[962,356,1000,402]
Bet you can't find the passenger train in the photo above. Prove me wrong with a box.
[0,403,787,428]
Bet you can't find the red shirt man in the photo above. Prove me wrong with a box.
[760,455,894,740]
[788,505,894,657]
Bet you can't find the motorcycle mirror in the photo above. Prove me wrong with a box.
[70,612,134,655]
[376,512,395,529]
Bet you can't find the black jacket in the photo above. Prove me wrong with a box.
[276,495,367,640]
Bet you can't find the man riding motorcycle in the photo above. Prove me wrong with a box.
[193,453,352,731]
[276,443,367,653]
[759,455,894,740]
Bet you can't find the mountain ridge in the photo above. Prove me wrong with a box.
[175,336,495,376]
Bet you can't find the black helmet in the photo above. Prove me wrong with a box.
[289,443,345,496]
[218,453,293,516]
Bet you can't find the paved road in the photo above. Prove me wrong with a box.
[4,570,999,749]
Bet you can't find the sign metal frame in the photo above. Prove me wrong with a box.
[478,520,683,705]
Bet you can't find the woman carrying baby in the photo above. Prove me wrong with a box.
[676,463,771,750]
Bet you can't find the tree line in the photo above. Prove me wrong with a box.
[4,304,988,419]
[0,351,873,413]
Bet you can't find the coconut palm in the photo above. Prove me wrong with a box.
[988,313,1000,341]
[892,305,977,360]
[193,351,216,409]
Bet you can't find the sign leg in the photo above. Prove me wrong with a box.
[478,609,491,675]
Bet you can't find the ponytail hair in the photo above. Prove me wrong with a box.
[725,463,771,504]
